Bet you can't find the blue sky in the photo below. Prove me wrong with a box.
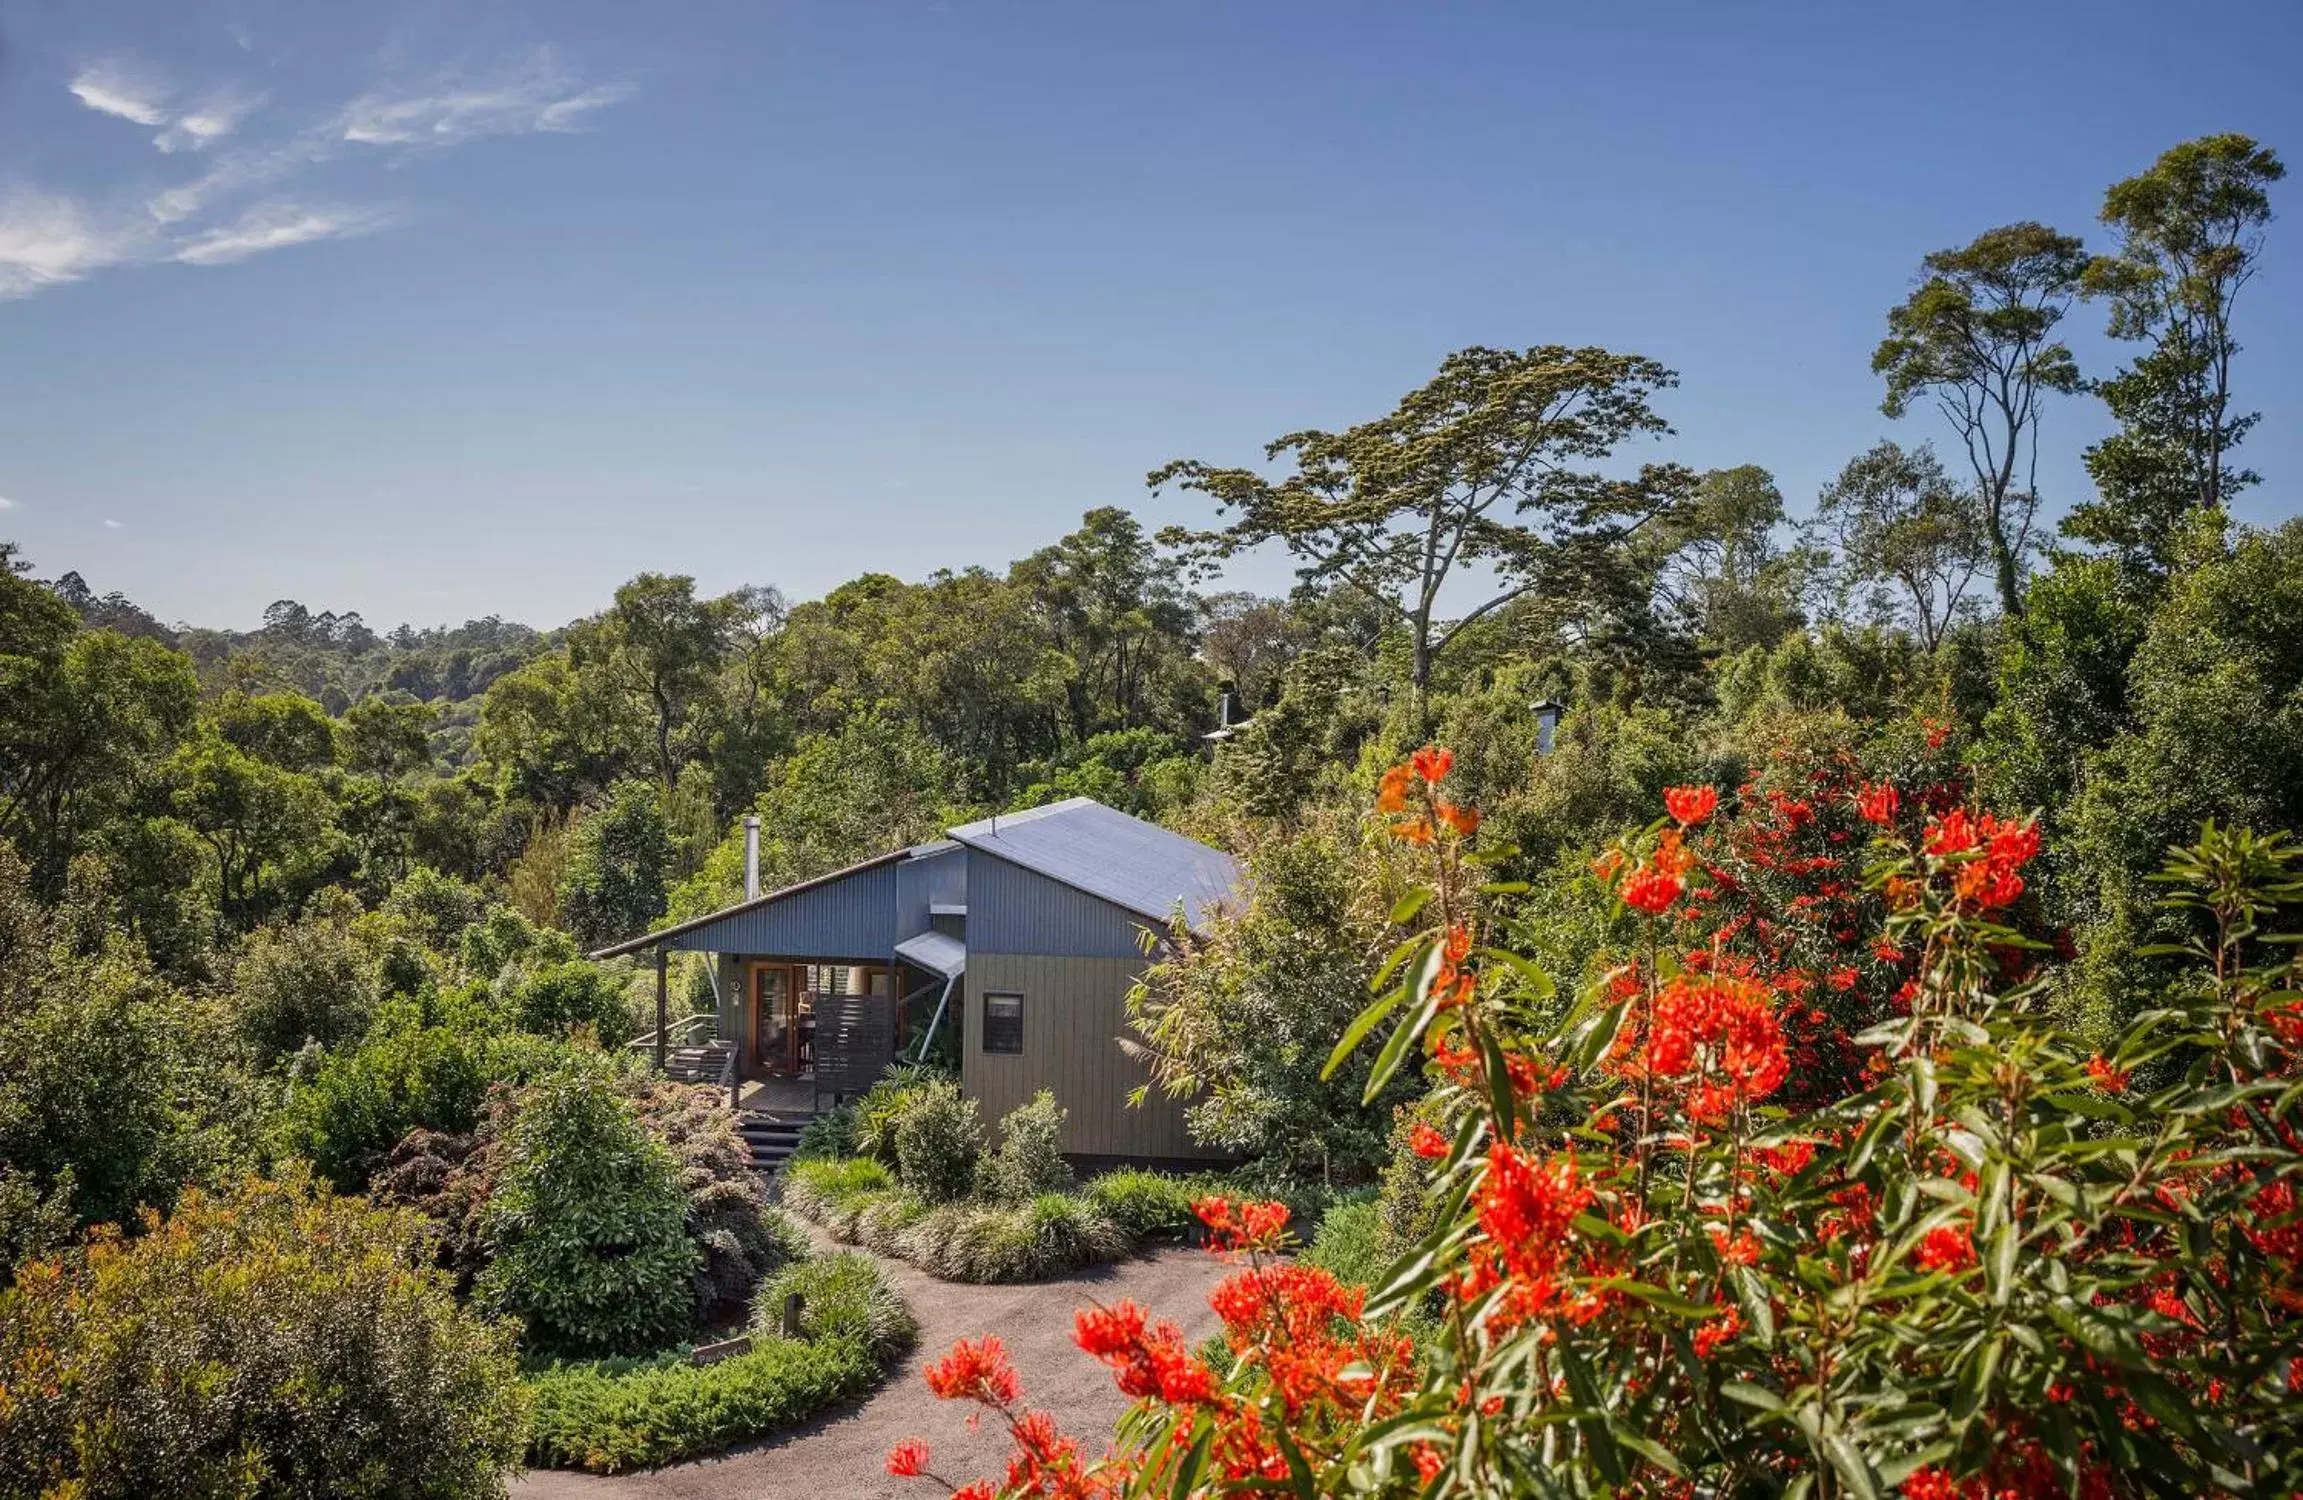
[2,0,2299,632]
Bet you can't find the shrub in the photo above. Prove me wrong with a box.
[1302,1195,1384,1290]
[1371,1098,1448,1262]
[791,1099,858,1160]
[279,1009,565,1190]
[850,1063,957,1161]
[1023,1192,1129,1270]
[978,1089,1072,1203]
[0,880,254,1240]
[230,901,379,1066]
[781,1154,898,1230]
[477,1067,697,1355]
[631,1080,786,1322]
[1082,1168,1202,1239]
[897,1196,1126,1283]
[524,1250,912,1474]
[889,1079,980,1202]
[503,959,634,1044]
[757,1251,917,1360]
[522,1336,877,1474]
[0,1174,525,1499]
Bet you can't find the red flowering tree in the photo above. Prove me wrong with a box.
[883,750,2303,1497]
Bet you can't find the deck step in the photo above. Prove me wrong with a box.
[735,1111,813,1175]
[656,1040,734,1084]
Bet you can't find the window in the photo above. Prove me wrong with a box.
[983,992,1024,1054]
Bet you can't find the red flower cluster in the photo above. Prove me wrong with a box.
[1191,1196,1289,1252]
[1621,864,1683,914]
[1637,971,1790,1121]
[1073,1300,1217,1404]
[1922,810,2040,911]
[1476,1143,1591,1270]
[1664,783,1719,826]
[886,1439,932,1478]
[1855,781,1900,825]
[924,1336,1024,1407]
[1377,746,1479,844]
[1914,1223,1977,1274]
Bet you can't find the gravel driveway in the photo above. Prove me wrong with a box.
[513,1237,1233,1499]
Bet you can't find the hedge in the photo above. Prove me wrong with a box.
[521,1251,913,1473]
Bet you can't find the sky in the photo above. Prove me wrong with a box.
[1,0,2299,634]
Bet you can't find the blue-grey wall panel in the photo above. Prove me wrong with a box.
[967,850,1150,958]
[894,846,967,941]
[668,861,897,958]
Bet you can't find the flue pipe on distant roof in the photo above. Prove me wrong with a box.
[743,815,761,899]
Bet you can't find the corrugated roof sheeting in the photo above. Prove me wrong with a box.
[948,797,1238,934]
[893,930,967,977]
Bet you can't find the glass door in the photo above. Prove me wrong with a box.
[752,965,792,1074]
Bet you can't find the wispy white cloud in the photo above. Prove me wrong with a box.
[0,495,17,511]
[341,50,633,147]
[72,58,261,153]
[19,41,629,300]
[103,519,123,530]
[156,87,264,154]
[69,60,172,126]
[0,192,150,300]
[172,201,394,265]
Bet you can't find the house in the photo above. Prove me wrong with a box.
[592,797,1240,1162]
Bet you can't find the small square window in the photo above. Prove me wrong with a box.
[983,992,1024,1055]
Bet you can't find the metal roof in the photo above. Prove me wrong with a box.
[947,797,1240,935]
[592,800,1240,957]
[586,845,918,959]
[892,930,967,978]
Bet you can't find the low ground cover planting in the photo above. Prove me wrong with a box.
[521,1247,914,1473]
[783,1079,1214,1282]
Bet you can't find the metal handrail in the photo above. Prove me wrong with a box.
[627,1010,721,1053]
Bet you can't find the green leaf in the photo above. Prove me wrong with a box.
[1477,1025,1518,1138]
[1597,1278,1715,1318]
[1389,888,1433,926]
[1323,983,1408,1082]
[1721,1380,1785,1412]
[1478,947,1557,1000]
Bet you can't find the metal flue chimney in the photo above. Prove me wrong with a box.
[742,815,761,899]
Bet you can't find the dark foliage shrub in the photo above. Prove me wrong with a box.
[632,1080,787,1323]
[476,1067,697,1355]
[279,1009,565,1190]
[230,900,379,1065]
[0,1174,525,1499]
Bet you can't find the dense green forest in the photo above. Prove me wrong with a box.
[4,132,2301,1496]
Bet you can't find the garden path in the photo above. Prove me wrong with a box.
[512,1227,1233,1499]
